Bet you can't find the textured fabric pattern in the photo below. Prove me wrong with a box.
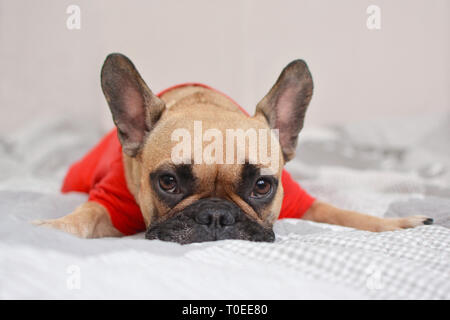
[217,225,450,299]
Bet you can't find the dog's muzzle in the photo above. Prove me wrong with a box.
[145,198,275,244]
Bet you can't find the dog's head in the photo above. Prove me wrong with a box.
[100,53,313,244]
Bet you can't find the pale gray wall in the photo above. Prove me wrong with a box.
[1,0,449,134]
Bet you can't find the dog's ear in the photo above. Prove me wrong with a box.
[255,60,313,162]
[101,53,166,157]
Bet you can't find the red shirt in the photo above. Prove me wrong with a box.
[61,84,315,235]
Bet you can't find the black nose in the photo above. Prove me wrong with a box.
[194,198,236,228]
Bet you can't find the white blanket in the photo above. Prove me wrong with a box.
[1,114,449,299]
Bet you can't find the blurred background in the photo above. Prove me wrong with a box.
[1,0,449,134]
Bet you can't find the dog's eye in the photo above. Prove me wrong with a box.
[251,178,272,198]
[159,174,178,193]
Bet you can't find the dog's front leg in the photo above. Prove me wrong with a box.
[303,201,433,232]
[33,201,123,238]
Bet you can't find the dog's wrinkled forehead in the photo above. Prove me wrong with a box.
[142,104,281,170]
[142,109,283,195]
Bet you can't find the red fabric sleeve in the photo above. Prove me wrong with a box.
[87,157,145,235]
[278,170,315,219]
[61,129,146,235]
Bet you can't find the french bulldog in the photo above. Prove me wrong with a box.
[34,53,433,243]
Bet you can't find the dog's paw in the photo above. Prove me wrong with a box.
[31,218,88,237]
[31,218,66,231]
[378,215,433,231]
[400,215,434,228]
[31,219,52,226]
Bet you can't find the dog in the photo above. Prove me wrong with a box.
[34,53,433,244]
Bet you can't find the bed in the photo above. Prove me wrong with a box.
[0,113,449,299]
